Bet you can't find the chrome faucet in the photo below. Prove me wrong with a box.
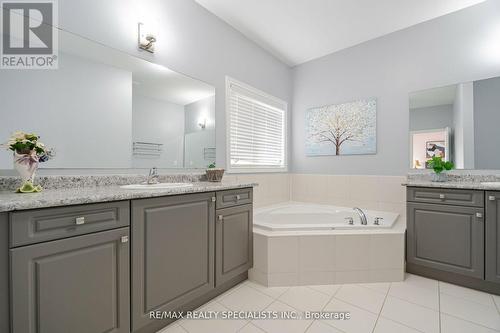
[146,167,160,184]
[353,207,368,225]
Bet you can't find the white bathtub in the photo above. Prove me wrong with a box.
[254,202,399,231]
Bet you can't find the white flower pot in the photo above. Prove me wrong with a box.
[13,152,39,183]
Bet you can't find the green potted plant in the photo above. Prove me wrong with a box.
[206,162,225,182]
[427,156,454,182]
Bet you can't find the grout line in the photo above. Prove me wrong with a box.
[493,295,500,315]
[440,312,500,332]
[377,315,428,333]
[245,281,290,300]
[370,282,391,333]
[439,289,498,309]
[311,284,349,332]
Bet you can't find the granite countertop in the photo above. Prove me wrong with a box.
[0,181,257,212]
[403,180,500,190]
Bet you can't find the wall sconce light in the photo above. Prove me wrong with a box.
[198,118,207,129]
[138,22,157,53]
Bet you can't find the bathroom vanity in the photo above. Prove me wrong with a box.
[406,182,500,294]
[0,180,255,333]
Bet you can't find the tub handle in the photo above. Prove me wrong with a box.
[345,217,354,225]
[374,217,383,225]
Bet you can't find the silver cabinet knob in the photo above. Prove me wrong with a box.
[218,215,223,222]
[121,236,129,243]
[75,217,85,225]
[476,212,483,218]
[489,196,496,201]
[439,194,446,199]
[235,195,241,201]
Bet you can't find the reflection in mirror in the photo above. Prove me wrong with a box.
[0,29,215,170]
[409,76,500,170]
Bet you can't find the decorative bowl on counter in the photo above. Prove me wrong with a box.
[206,168,225,182]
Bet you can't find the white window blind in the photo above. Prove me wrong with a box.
[226,78,287,172]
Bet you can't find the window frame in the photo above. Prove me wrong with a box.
[225,76,288,173]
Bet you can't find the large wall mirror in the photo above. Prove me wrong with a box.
[409,76,500,170]
[0,29,216,170]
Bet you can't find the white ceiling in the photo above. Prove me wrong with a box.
[196,0,486,66]
[409,84,457,109]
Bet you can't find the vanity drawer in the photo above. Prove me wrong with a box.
[10,201,130,247]
[407,187,484,207]
[216,188,253,209]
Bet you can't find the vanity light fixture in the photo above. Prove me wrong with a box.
[198,118,207,129]
[138,22,157,53]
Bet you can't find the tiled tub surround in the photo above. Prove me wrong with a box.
[290,174,407,218]
[249,229,405,287]
[246,174,407,287]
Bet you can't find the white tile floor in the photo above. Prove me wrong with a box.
[158,273,500,333]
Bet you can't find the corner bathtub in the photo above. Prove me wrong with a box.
[249,202,405,287]
[254,202,399,231]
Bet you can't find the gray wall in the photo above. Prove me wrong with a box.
[409,105,453,131]
[474,76,500,169]
[185,95,216,134]
[132,94,185,169]
[292,0,500,175]
[0,53,132,169]
[453,83,475,169]
[54,0,293,170]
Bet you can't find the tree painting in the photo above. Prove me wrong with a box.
[306,98,376,156]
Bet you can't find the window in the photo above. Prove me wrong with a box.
[226,77,287,173]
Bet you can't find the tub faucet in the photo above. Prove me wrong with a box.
[353,207,368,225]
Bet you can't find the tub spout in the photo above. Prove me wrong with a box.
[353,207,368,225]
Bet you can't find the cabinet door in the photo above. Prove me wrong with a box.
[216,204,253,286]
[407,203,484,279]
[11,227,130,333]
[131,193,215,332]
[486,191,500,283]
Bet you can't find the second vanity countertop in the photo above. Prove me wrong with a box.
[404,180,500,191]
[0,181,258,213]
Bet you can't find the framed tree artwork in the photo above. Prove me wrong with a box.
[305,98,377,156]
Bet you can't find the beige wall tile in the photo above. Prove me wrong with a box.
[326,175,351,203]
[349,175,380,202]
[377,176,407,204]
[298,235,336,272]
[268,273,299,287]
[335,235,370,271]
[298,271,336,286]
[268,236,299,273]
[253,233,269,273]
[369,234,405,270]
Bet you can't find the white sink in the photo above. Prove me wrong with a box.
[481,182,500,186]
[120,183,194,190]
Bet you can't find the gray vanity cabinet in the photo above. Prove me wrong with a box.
[10,227,130,333]
[407,202,484,279]
[216,204,253,286]
[486,191,500,283]
[131,192,216,332]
